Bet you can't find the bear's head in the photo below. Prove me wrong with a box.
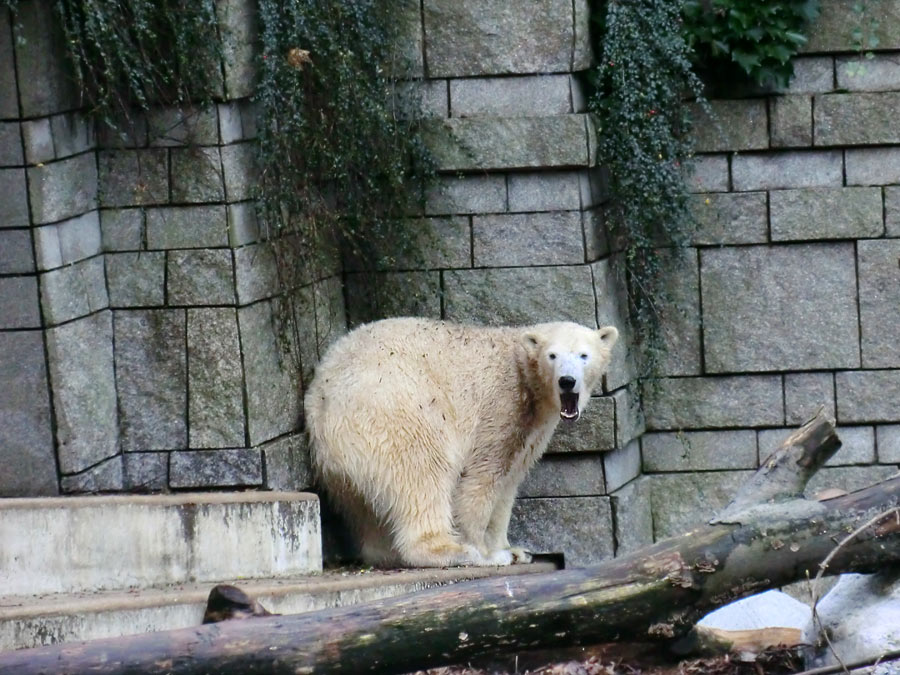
[522,322,619,422]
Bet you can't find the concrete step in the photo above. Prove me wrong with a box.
[0,563,557,651]
[0,492,321,596]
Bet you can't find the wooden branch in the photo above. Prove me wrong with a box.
[3,413,899,675]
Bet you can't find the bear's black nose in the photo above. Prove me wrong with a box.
[558,376,576,391]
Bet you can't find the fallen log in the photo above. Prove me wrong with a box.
[2,411,899,675]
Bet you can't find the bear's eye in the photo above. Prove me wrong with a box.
[548,353,557,361]
[580,353,589,361]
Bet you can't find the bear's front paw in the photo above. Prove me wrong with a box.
[509,547,532,564]
[485,549,514,566]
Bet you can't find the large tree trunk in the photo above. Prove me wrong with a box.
[3,412,899,675]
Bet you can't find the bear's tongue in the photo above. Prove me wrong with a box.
[559,392,579,421]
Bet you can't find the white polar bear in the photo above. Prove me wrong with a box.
[304,317,618,568]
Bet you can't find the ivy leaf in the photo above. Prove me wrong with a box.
[731,49,761,73]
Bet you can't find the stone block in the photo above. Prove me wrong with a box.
[0,9,17,119]
[346,216,471,272]
[60,456,123,494]
[686,155,729,192]
[425,174,506,215]
[690,99,768,152]
[21,118,55,164]
[653,248,701,376]
[169,449,263,489]
[787,57,835,93]
[0,276,40,329]
[261,433,313,491]
[145,205,228,249]
[805,465,898,498]
[345,271,441,327]
[644,375,783,431]
[771,187,883,241]
[123,452,169,492]
[509,496,614,567]
[238,299,302,447]
[519,454,606,497]
[287,285,319,388]
[846,147,900,185]
[221,143,257,202]
[836,370,900,423]
[146,105,219,147]
[0,169,30,227]
[603,439,640,493]
[114,309,187,451]
[837,54,900,91]
[507,171,583,212]
[583,208,609,262]
[546,395,615,453]
[394,79,448,119]
[40,256,108,325]
[0,121,23,166]
[98,149,168,207]
[96,115,149,148]
[188,308,245,448]
[0,229,34,274]
[732,151,842,190]
[803,1,900,52]
[887,186,900,237]
[217,0,259,99]
[27,153,97,224]
[771,95,812,147]
[473,211,584,267]
[701,243,860,372]
[34,211,102,271]
[759,425,874,467]
[815,92,900,145]
[443,265,596,326]
[234,241,279,305]
[691,192,768,245]
[877,425,900,463]
[46,312,118,473]
[613,385,645,449]
[591,257,637,392]
[50,112,94,159]
[858,239,900,368]
[424,0,585,77]
[423,115,593,171]
[167,249,235,306]
[647,471,752,539]
[227,202,260,246]
[643,430,758,472]
[313,276,347,354]
[450,75,573,117]
[386,0,424,79]
[218,103,244,144]
[0,331,57,496]
[785,372,836,425]
[106,252,165,307]
[170,147,224,203]
[610,476,653,555]
[100,208,143,251]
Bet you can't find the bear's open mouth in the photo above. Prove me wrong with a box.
[560,392,579,421]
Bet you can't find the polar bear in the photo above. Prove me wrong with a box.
[304,317,618,568]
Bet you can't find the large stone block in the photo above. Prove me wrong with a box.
[689,99,768,152]
[845,147,900,185]
[46,313,118,474]
[40,256,108,326]
[643,375,783,431]
[473,212,584,267]
[450,75,574,117]
[145,205,228,249]
[643,430,758,472]
[221,142,257,202]
[27,153,98,224]
[771,95,812,147]
[51,111,95,159]
[507,171,584,213]
[188,308,247,449]
[122,452,169,492]
[423,116,594,172]
[34,211,102,271]
[0,121,23,166]
[425,174,507,215]
[443,265,596,326]
[61,456,123,494]
[887,186,900,237]
[170,147,224,203]
[0,331,57,497]
[261,433,313,491]
[106,252,165,307]
[610,476,653,555]
[803,1,900,52]
[653,248,701,376]
[0,169,29,228]
[787,57,835,93]
[0,229,34,274]
[0,9,17,119]
[146,106,219,147]
[686,155,729,192]
[424,0,587,77]
[603,439,641,493]
[815,92,900,145]
[691,192,768,245]
[345,271,441,327]
[546,396,615,453]
[509,496,614,567]
[732,151,842,190]
[238,299,302,446]
[0,276,40,329]
[167,249,235,306]
[234,241,280,305]
[785,372,836,425]
[858,239,900,368]
[836,370,900,423]
[647,471,752,539]
[21,118,54,164]
[98,149,168,207]
[612,384,645,449]
[878,425,900,463]
[770,187,883,241]
[837,54,900,91]
[345,216,471,272]
[169,449,263,488]
[519,455,606,498]
[591,257,637,392]
[100,208,143,251]
[217,0,259,99]
[115,310,187,451]
[394,79,449,119]
[313,276,347,354]
[701,244,860,372]
[227,202,260,246]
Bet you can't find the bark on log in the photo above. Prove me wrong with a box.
[2,411,899,675]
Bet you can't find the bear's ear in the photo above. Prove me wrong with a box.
[597,325,619,347]
[522,332,545,354]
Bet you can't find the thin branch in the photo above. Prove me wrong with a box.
[793,648,900,675]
